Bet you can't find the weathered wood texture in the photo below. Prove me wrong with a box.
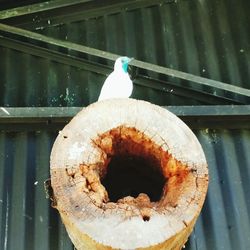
[50,98,208,250]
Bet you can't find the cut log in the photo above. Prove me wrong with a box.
[50,98,208,250]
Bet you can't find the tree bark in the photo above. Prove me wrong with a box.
[50,98,208,250]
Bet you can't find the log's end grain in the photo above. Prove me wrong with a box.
[50,98,209,250]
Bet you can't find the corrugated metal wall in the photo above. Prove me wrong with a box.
[0,0,46,10]
[0,127,250,250]
[194,129,250,250]
[0,49,101,106]
[0,131,74,250]
[37,0,249,89]
[0,0,249,107]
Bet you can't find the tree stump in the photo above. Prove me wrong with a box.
[50,98,208,250]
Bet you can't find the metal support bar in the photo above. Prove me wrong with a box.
[0,22,118,59]
[0,36,109,75]
[134,76,242,105]
[0,0,92,19]
[132,60,250,99]
[0,0,173,28]
[1,106,250,129]
[0,23,249,103]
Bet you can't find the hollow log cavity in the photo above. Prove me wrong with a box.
[50,98,208,250]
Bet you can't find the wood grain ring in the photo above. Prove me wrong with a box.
[50,98,208,250]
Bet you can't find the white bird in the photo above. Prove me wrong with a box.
[98,56,133,101]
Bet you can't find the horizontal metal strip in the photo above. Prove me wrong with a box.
[132,61,250,99]
[0,36,110,75]
[0,23,249,101]
[0,0,93,19]
[0,0,173,25]
[1,105,249,118]
[1,106,250,130]
[134,76,243,105]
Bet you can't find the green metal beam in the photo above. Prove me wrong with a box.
[0,23,118,60]
[132,60,250,99]
[134,76,242,105]
[0,23,249,103]
[1,106,250,130]
[1,105,250,119]
[0,0,93,19]
[0,36,109,75]
[0,0,174,28]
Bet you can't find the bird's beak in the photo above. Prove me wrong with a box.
[128,57,134,62]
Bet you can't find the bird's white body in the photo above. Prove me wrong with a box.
[98,57,133,101]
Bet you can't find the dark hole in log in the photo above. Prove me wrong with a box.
[101,155,166,202]
[142,215,150,221]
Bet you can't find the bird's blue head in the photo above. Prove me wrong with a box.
[114,56,133,73]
